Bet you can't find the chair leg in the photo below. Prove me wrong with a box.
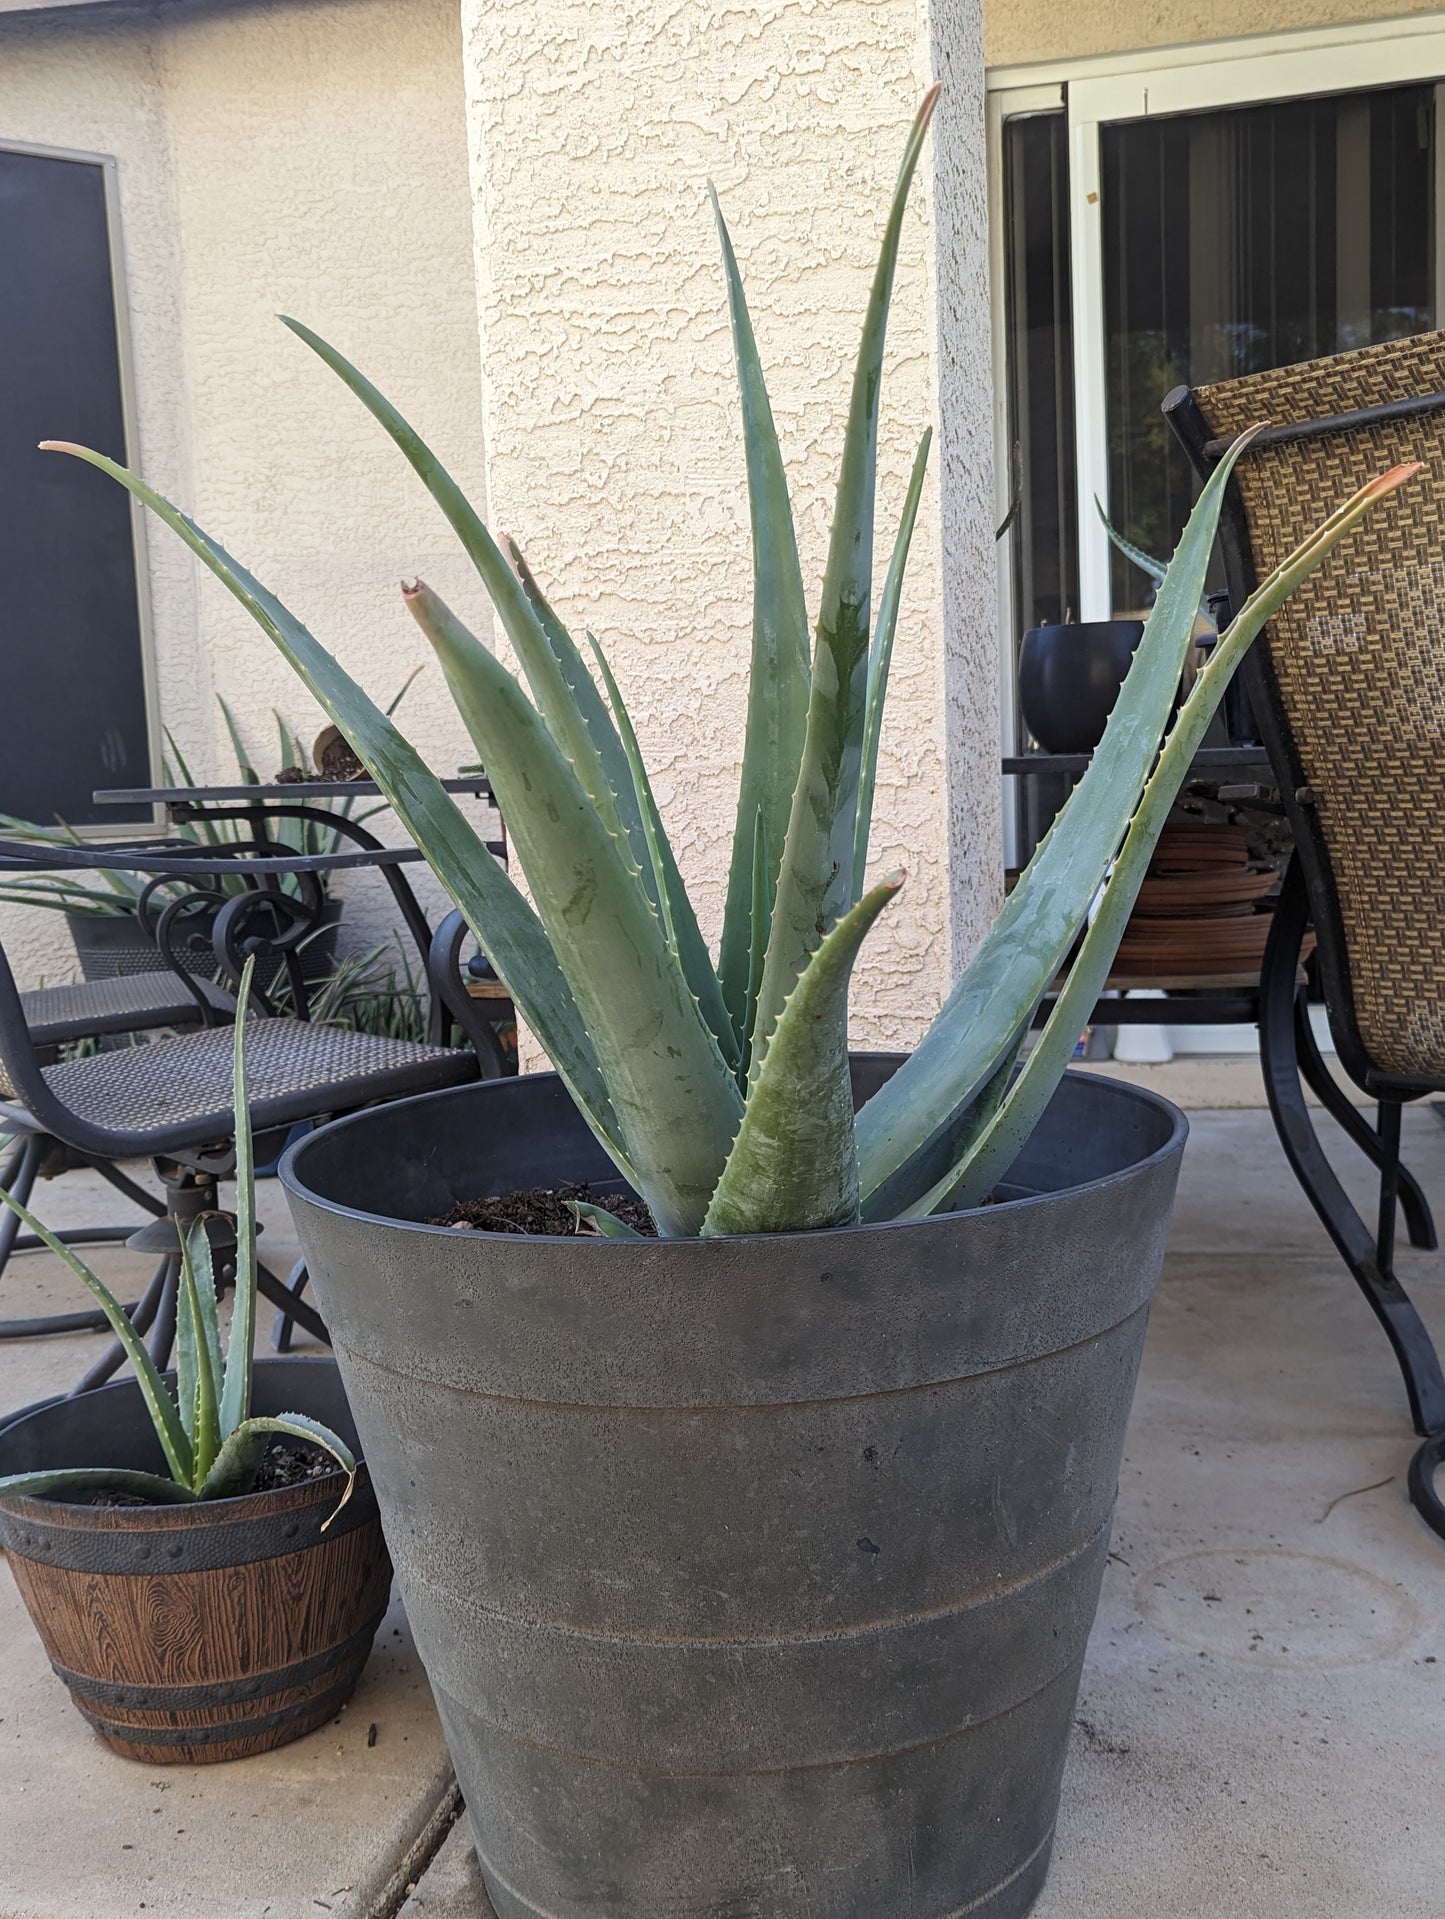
[270,1255,303,1354]
[1377,1099,1403,1275]
[0,1142,138,1342]
[0,1136,44,1279]
[1295,996,1437,1251]
[0,1135,28,1195]
[0,1138,168,1339]
[257,1257,329,1350]
[88,1155,168,1219]
[1260,859,1445,1443]
[1407,1434,1445,1544]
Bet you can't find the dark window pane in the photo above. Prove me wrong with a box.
[0,148,151,826]
[1002,111,1079,640]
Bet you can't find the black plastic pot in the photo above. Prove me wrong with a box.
[0,1357,390,1764]
[1018,620,1146,754]
[281,1062,1187,1918]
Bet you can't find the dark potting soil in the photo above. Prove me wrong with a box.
[432,1180,657,1238]
[251,1438,341,1491]
[72,1440,342,1508]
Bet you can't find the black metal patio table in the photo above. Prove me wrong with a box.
[93,776,504,974]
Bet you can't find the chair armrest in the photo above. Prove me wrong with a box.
[427,910,508,1078]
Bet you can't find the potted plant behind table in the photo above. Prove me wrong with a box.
[45,87,1415,1918]
[0,689,417,987]
[0,960,391,1765]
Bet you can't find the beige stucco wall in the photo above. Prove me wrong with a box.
[462,0,1000,1053]
[0,0,490,986]
[985,0,1442,67]
[154,0,492,955]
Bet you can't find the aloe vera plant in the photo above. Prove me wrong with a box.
[0,959,357,1505]
[41,91,1417,1241]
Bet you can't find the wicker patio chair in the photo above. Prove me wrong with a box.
[1165,330,1445,1542]
[0,838,489,1425]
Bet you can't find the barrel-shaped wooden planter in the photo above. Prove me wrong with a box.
[0,1358,391,1764]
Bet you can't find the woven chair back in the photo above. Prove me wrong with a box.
[1193,331,1445,1082]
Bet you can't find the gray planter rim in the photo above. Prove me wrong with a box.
[280,1060,1187,1247]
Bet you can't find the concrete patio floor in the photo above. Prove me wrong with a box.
[1,1074,1443,1917]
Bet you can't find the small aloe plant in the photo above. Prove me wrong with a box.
[42,91,1417,1240]
[0,959,356,1506]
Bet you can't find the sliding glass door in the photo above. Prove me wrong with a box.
[1056,21,1445,627]
[1100,84,1434,616]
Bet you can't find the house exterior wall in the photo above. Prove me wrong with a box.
[153,0,492,947]
[0,0,489,982]
[462,0,998,1052]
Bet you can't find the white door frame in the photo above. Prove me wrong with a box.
[986,82,1062,859]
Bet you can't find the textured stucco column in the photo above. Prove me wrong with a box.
[462,0,999,1048]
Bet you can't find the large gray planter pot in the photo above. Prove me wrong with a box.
[281,1059,1186,1919]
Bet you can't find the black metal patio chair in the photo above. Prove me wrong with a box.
[0,835,487,1424]
[1165,330,1445,1542]
[0,848,254,1343]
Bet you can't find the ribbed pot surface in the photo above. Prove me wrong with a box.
[282,1062,1186,1917]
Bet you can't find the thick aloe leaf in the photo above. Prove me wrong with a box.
[1095,496,1211,623]
[740,808,770,1080]
[860,1020,1025,1223]
[505,538,654,898]
[175,1230,199,1448]
[754,88,940,1064]
[219,960,257,1439]
[43,442,628,1177]
[705,873,902,1237]
[200,1414,356,1519]
[176,1228,222,1488]
[406,581,743,1236]
[928,460,1422,1214]
[707,185,812,1050]
[0,1182,190,1485]
[186,1221,224,1400]
[0,1469,197,1505]
[854,432,1253,1209]
[586,632,739,1075]
[892,1042,1018,1219]
[853,429,931,895]
[568,1200,643,1239]
[280,320,631,849]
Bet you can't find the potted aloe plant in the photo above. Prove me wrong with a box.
[0,962,391,1765]
[44,88,1413,1919]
